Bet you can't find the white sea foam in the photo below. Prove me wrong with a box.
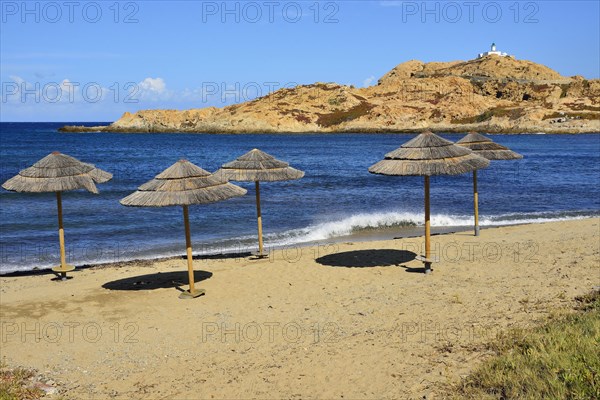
[259,210,598,246]
[1,210,597,274]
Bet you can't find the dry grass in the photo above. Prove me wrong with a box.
[446,291,600,399]
[0,362,44,400]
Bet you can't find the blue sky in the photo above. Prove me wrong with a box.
[1,0,599,121]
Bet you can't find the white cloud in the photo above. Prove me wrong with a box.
[60,79,74,89]
[363,76,376,87]
[9,75,25,85]
[138,77,166,93]
[1,76,269,120]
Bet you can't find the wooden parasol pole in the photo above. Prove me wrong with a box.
[51,191,74,279]
[179,205,204,299]
[57,192,67,269]
[473,171,480,236]
[424,176,431,274]
[183,205,195,294]
[255,181,265,257]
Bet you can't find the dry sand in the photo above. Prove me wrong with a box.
[1,218,599,399]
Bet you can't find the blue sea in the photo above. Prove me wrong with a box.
[1,122,599,274]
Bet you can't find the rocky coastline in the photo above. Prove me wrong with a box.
[60,56,600,135]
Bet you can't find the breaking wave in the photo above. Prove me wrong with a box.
[1,210,597,274]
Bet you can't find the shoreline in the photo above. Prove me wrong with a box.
[58,124,600,135]
[2,218,595,277]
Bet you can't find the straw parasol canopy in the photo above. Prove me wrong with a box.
[457,132,523,160]
[369,132,489,176]
[369,131,489,273]
[120,159,247,298]
[457,132,523,236]
[2,152,112,194]
[2,152,112,278]
[215,148,304,181]
[215,149,304,258]
[121,160,247,207]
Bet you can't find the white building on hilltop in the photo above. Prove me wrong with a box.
[477,43,511,58]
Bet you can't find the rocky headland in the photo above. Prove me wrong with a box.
[61,55,600,134]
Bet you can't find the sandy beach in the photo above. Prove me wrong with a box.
[1,218,598,399]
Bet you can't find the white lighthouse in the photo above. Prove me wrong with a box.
[478,43,510,59]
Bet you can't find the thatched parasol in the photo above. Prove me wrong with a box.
[457,132,523,236]
[214,149,304,258]
[369,131,489,273]
[120,159,247,299]
[2,152,112,278]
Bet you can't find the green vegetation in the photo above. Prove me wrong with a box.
[312,83,337,91]
[317,102,375,127]
[532,83,552,92]
[451,107,526,124]
[542,112,598,121]
[542,112,566,120]
[448,291,600,399]
[279,108,313,124]
[328,96,347,106]
[430,109,444,120]
[564,103,600,112]
[0,362,44,400]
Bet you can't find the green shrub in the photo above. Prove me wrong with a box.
[449,291,600,399]
[317,102,375,127]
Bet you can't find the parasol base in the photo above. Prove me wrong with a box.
[415,255,437,263]
[415,255,435,274]
[179,288,206,299]
[52,264,75,280]
[250,252,270,260]
[474,226,480,236]
[52,264,75,273]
